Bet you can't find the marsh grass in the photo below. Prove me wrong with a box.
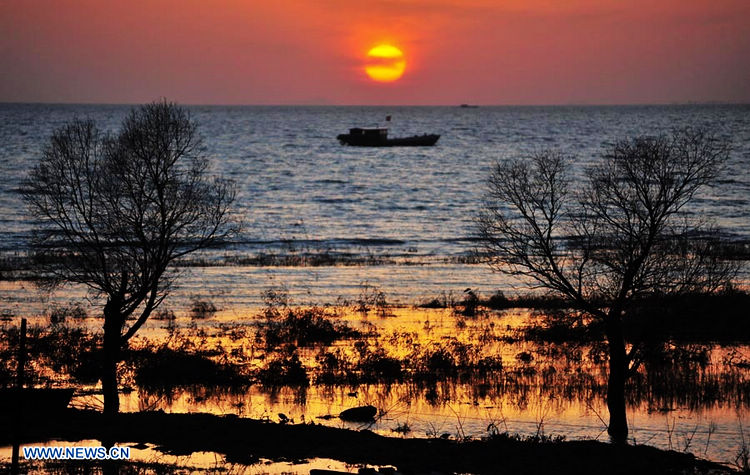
[256,344,309,386]
[312,335,504,386]
[190,299,218,319]
[625,289,750,343]
[1,292,748,435]
[2,308,747,413]
[452,291,576,311]
[48,302,88,323]
[128,345,251,389]
[0,321,100,387]
[421,288,750,344]
[259,306,364,348]
[734,419,750,473]
[356,281,392,317]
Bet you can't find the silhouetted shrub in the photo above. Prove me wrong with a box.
[260,306,362,348]
[190,300,217,319]
[49,303,88,323]
[129,346,249,388]
[256,345,309,386]
[356,343,403,379]
[0,323,101,387]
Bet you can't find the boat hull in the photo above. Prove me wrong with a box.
[337,134,440,147]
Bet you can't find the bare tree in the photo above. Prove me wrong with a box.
[24,101,237,415]
[477,128,735,443]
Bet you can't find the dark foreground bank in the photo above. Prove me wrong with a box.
[3,410,736,474]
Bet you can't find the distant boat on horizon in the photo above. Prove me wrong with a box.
[459,104,479,108]
[337,127,440,147]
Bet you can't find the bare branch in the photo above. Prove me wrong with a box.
[478,128,733,319]
[23,100,239,345]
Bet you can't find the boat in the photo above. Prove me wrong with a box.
[0,387,74,414]
[337,127,440,147]
[459,104,479,108]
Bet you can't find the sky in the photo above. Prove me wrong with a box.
[1,0,749,105]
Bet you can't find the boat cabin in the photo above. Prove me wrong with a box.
[347,127,388,138]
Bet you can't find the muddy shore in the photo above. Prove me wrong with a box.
[3,410,736,474]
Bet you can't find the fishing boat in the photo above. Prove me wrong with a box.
[337,127,440,147]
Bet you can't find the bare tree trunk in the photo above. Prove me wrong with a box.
[605,313,628,444]
[102,301,121,416]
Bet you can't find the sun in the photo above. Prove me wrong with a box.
[364,44,406,82]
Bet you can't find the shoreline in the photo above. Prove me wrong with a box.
[2,410,736,474]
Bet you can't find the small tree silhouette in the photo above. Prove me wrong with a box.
[24,101,238,415]
[477,128,736,443]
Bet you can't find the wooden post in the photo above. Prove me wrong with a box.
[16,318,27,389]
[11,318,27,475]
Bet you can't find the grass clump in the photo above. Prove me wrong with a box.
[190,299,217,319]
[354,341,404,380]
[48,302,88,323]
[409,340,503,378]
[256,344,309,386]
[128,345,251,389]
[313,337,504,385]
[355,281,393,317]
[625,289,750,343]
[314,343,403,384]
[259,306,363,348]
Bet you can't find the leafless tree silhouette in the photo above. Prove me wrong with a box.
[478,128,736,443]
[24,101,238,415]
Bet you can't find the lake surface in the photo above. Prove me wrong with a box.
[1,104,749,313]
[1,104,749,468]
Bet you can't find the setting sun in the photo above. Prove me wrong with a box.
[364,44,406,82]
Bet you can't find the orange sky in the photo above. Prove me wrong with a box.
[1,0,749,105]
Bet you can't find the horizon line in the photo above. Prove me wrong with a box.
[1,100,747,108]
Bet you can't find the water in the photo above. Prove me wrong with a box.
[1,104,749,311]
[0,440,379,473]
[1,104,749,468]
[2,307,747,467]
